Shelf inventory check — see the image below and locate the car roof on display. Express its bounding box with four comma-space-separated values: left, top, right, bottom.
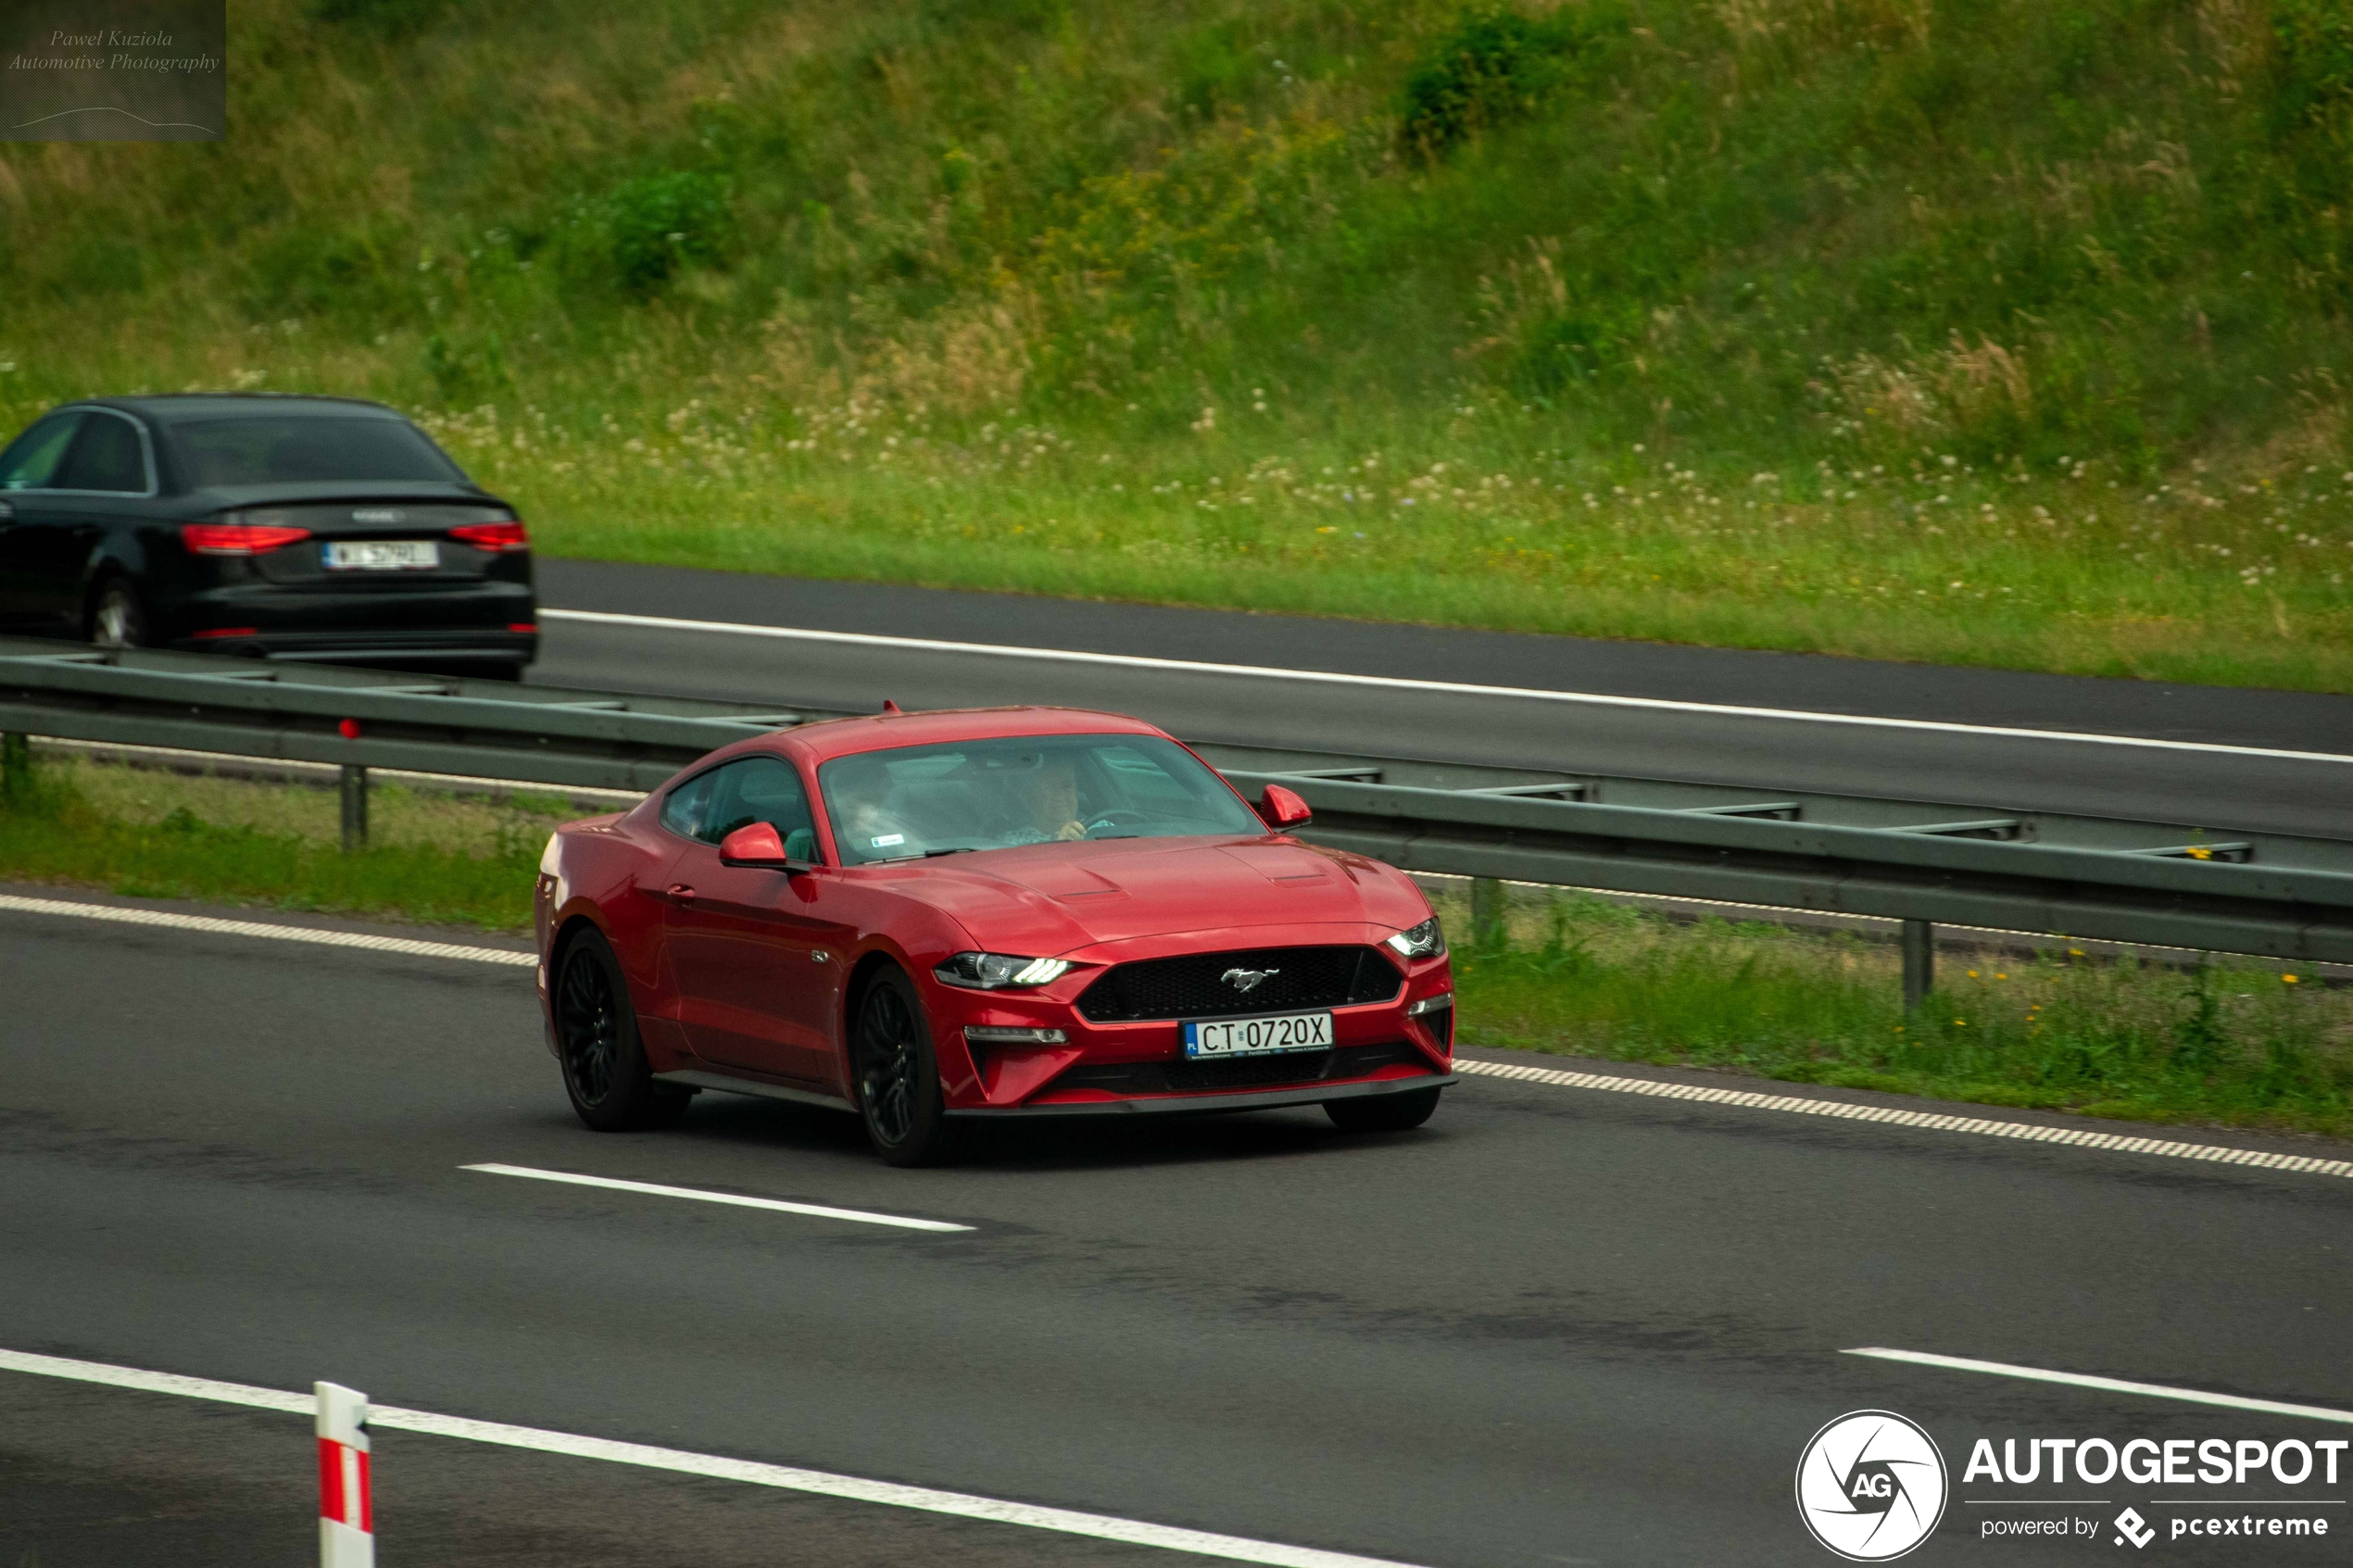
775, 706, 1168, 766
74, 395, 414, 426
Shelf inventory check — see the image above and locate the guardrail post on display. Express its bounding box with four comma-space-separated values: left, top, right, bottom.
339, 765, 369, 852
0, 733, 28, 802
1470, 877, 1506, 947
315, 1380, 373, 1567
1900, 919, 1934, 1010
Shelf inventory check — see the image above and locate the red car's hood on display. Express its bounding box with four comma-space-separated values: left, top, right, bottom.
891, 835, 1427, 955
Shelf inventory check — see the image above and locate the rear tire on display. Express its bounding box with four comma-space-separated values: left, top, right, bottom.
554, 929, 692, 1131
89, 577, 147, 649
1325, 1086, 1441, 1134
852, 966, 963, 1167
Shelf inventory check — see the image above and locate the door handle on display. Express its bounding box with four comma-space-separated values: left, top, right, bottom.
666, 884, 697, 903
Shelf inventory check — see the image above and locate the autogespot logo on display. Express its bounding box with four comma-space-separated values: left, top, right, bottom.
1796, 1410, 1950, 1562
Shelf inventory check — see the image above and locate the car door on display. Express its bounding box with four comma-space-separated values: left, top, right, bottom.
0, 411, 84, 629
662, 755, 850, 1086
25, 408, 154, 633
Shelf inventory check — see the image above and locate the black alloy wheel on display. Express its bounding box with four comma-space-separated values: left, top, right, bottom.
1324, 1085, 1442, 1134
555, 930, 690, 1132
853, 966, 962, 1167
90, 578, 146, 649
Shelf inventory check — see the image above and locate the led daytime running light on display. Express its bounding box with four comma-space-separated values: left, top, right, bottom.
933, 952, 1075, 989
1385, 917, 1447, 959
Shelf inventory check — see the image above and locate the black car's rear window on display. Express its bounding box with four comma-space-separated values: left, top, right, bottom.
170, 417, 466, 487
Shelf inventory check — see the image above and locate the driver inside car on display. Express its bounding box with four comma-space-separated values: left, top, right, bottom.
1010, 750, 1088, 844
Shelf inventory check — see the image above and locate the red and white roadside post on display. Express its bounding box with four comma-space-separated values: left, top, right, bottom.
315, 1381, 373, 1567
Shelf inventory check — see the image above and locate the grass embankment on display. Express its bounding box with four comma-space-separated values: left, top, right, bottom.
0, 755, 551, 931
1428, 885, 2353, 1138
4, 756, 2346, 1135
7, 0, 2353, 687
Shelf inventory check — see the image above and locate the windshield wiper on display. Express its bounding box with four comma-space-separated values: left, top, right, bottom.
922, 847, 975, 857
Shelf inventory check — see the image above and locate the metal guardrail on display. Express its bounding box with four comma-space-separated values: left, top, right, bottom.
0, 638, 855, 791
4, 637, 2351, 999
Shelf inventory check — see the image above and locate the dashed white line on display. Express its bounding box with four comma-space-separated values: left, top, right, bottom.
542, 608, 2353, 768
1451, 1058, 2353, 1181
0, 1348, 1425, 1567
1844, 1348, 2353, 1425
0, 894, 535, 966
462, 1162, 973, 1233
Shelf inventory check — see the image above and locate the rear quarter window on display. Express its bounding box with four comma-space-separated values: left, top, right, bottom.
0, 412, 82, 490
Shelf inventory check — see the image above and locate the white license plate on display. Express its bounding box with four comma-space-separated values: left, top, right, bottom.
1183, 1010, 1334, 1059
323, 540, 438, 571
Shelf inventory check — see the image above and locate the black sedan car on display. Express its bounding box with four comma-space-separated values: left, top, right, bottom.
0, 395, 536, 677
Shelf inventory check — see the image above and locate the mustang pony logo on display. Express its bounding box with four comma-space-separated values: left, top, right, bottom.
1220, 967, 1279, 993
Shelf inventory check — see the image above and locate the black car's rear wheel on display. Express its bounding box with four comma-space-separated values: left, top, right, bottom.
90, 578, 146, 649
853, 966, 963, 1167
1325, 1085, 1442, 1134
555, 930, 691, 1132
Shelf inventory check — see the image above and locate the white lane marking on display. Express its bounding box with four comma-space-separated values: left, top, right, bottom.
1843, 1348, 2353, 1426
0, 894, 535, 966
1451, 1058, 2353, 1181
462, 1162, 974, 1234
542, 608, 2353, 768
0, 1348, 1426, 1568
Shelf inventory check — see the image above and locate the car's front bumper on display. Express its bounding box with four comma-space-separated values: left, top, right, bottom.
943, 1069, 1455, 1118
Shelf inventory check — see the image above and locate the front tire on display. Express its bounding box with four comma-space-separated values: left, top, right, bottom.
554, 930, 691, 1132
1325, 1086, 1441, 1134
852, 966, 963, 1167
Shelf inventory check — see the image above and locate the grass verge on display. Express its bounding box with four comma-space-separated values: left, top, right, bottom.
0, 755, 554, 932
1430, 885, 2353, 1140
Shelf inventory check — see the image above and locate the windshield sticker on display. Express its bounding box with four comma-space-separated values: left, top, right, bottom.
870, 834, 905, 847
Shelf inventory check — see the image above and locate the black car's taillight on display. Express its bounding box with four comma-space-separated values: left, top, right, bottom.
449, 520, 529, 552
182, 521, 312, 555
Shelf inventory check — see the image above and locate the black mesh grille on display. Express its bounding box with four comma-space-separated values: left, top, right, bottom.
1076, 945, 1402, 1023
1051, 1041, 1422, 1097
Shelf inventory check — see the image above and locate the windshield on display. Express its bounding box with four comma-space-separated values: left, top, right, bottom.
818, 734, 1265, 865
170, 416, 467, 487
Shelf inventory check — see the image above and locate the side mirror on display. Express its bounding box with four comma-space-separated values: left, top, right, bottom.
719, 822, 811, 871
1256, 784, 1313, 830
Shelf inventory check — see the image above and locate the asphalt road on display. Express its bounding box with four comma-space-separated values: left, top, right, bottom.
6, 895, 2348, 1566
532, 560, 2353, 839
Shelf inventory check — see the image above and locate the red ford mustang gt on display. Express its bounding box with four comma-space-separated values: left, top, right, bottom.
534, 705, 1456, 1164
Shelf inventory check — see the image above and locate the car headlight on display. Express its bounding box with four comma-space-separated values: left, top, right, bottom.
934, 952, 1074, 989
1384, 916, 1446, 960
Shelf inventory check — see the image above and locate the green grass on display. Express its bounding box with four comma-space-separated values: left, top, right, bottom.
1434, 885, 2353, 1138
6, 0, 2353, 687
0, 755, 555, 930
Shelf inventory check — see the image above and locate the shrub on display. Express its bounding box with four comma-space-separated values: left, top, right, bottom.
1398, 5, 1618, 158
576, 170, 736, 295
2274, 0, 2353, 129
